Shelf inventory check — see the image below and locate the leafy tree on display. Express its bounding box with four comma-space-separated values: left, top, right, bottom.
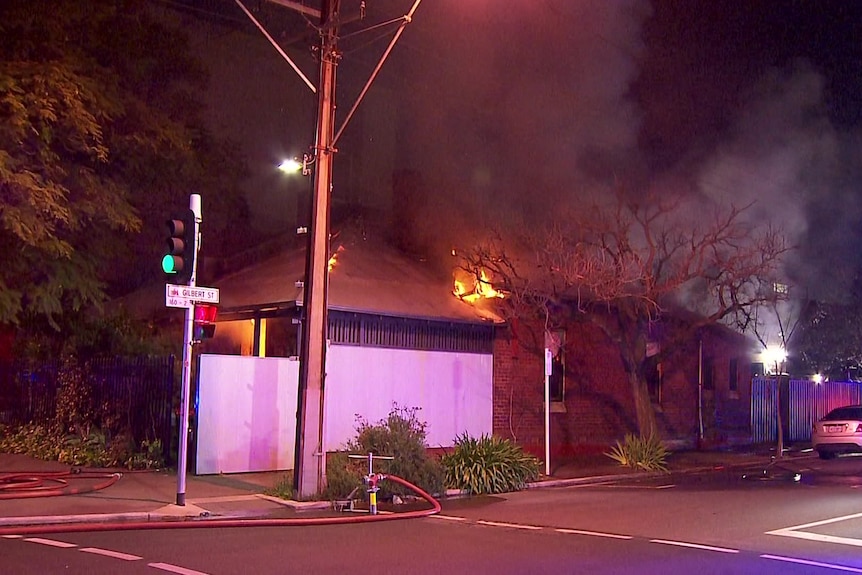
0, 0, 254, 329
794, 278, 862, 378
458, 189, 789, 436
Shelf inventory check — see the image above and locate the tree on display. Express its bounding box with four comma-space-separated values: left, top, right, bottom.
458, 188, 790, 436
794, 277, 862, 379
0, 0, 254, 328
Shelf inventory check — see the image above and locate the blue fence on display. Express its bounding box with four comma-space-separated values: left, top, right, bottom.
751, 378, 862, 443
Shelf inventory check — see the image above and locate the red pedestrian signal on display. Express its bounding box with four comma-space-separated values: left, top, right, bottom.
193, 304, 217, 341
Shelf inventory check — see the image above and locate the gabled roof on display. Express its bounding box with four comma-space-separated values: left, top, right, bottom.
216, 235, 503, 324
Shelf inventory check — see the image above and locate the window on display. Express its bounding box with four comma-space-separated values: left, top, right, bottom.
645, 355, 662, 404
728, 358, 739, 392
702, 357, 715, 390
751, 362, 764, 378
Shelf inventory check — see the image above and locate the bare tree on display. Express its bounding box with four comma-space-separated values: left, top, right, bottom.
458, 189, 790, 436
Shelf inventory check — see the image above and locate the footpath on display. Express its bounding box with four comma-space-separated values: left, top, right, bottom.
0, 447, 807, 531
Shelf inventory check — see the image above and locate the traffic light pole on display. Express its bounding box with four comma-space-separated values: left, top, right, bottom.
294, 0, 339, 499
176, 194, 201, 506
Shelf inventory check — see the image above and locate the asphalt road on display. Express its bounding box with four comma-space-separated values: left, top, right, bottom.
3, 454, 862, 574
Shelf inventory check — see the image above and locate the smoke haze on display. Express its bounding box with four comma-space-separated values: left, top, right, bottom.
191, 0, 862, 306
386, 0, 862, 301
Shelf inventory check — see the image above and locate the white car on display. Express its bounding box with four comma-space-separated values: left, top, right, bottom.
812, 405, 862, 459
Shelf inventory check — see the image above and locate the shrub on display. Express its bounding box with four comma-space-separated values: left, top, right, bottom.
0, 423, 165, 470
123, 438, 165, 470
334, 405, 445, 500
323, 452, 364, 501
0, 353, 168, 470
605, 433, 669, 472
442, 433, 541, 495
266, 473, 296, 501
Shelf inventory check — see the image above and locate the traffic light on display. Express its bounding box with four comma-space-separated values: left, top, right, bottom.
162, 209, 197, 285
193, 304, 218, 341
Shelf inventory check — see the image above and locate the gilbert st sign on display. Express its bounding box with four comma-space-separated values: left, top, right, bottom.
165, 283, 220, 309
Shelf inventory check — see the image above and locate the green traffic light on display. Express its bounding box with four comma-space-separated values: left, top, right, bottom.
162, 254, 178, 274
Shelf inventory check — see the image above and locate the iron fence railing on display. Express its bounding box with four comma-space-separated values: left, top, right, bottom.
0, 356, 175, 462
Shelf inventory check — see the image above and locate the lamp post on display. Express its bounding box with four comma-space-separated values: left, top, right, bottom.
762, 345, 787, 459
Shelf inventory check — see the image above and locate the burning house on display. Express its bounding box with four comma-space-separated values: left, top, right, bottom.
190, 226, 755, 474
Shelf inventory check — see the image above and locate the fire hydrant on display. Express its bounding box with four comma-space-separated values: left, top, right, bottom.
365, 472, 384, 515
352, 451, 394, 515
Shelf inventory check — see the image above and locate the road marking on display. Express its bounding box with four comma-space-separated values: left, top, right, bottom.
1, 535, 23, 539
650, 539, 739, 554
767, 511, 862, 548
768, 529, 862, 548
80, 547, 142, 561
555, 528, 632, 540
761, 554, 862, 573
23, 537, 77, 548
476, 520, 543, 531
769, 511, 862, 532
149, 562, 211, 575
432, 514, 468, 522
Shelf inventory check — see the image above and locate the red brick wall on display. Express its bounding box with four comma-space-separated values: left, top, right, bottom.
492, 320, 754, 458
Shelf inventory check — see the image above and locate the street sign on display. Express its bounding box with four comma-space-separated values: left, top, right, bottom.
166, 283, 220, 304
166, 295, 192, 309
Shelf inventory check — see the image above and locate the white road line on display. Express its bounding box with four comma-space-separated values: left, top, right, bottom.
767, 511, 862, 547
768, 511, 862, 533
23, 537, 77, 548
431, 514, 468, 522
766, 529, 862, 548
476, 520, 543, 531
555, 528, 632, 540
149, 562, 211, 575
761, 554, 862, 573
649, 539, 739, 554
1, 535, 23, 539
80, 547, 142, 561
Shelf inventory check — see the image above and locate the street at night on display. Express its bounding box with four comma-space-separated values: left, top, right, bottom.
4, 2, 862, 574
4, 455, 862, 574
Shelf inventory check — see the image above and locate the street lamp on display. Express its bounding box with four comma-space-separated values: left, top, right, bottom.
761, 345, 787, 375
278, 154, 314, 176
760, 345, 788, 458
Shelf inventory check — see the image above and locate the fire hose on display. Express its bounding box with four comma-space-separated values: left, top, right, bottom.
0, 473, 441, 535
0, 470, 122, 499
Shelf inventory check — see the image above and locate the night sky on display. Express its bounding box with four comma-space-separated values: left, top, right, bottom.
178, 0, 862, 301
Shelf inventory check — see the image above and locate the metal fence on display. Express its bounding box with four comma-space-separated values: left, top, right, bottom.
751, 377, 862, 443
0, 356, 176, 462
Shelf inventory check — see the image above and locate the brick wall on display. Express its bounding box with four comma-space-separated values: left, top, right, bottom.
492, 319, 754, 458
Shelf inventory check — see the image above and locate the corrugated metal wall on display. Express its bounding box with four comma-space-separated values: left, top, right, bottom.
751, 378, 862, 443
750, 378, 779, 443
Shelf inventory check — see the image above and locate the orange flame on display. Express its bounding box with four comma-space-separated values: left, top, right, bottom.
328, 245, 344, 272
454, 269, 505, 303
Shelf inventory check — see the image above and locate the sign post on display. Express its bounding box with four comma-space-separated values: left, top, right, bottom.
174, 194, 201, 507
